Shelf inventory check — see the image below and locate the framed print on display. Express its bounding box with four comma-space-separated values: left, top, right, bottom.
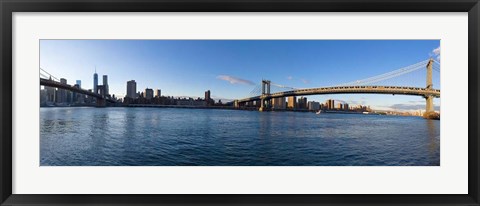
1, 0, 479, 205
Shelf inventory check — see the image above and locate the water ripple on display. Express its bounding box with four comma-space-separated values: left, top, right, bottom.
40, 107, 440, 166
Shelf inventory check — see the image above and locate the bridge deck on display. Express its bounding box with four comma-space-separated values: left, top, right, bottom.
40, 78, 116, 103
237, 85, 440, 102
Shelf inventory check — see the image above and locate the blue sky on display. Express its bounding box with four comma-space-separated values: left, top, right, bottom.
40, 40, 440, 111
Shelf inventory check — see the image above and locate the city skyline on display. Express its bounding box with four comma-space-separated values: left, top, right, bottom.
40, 40, 441, 111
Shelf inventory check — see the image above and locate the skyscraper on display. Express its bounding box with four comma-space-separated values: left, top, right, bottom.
205, 90, 212, 106
57, 78, 67, 103
287, 96, 296, 109
308, 101, 320, 111
144, 88, 154, 100
272, 97, 286, 110
45, 77, 56, 102
103, 75, 109, 96
155, 89, 161, 98
46, 86, 55, 102
327, 99, 335, 110
93, 70, 98, 94
126, 80, 137, 98
76, 80, 81, 88
73, 83, 83, 103
205, 90, 211, 101
297, 97, 307, 109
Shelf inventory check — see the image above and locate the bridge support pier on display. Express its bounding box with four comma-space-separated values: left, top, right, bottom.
425, 95, 433, 113
258, 98, 271, 112
96, 98, 106, 107
234, 100, 239, 108
259, 98, 271, 112
423, 95, 439, 119
423, 59, 439, 119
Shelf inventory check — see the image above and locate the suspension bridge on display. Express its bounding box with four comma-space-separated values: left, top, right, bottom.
234, 58, 440, 118
40, 68, 116, 106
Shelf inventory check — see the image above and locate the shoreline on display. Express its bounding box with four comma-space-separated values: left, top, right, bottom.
40, 105, 425, 117
40, 105, 438, 119
41, 104, 366, 113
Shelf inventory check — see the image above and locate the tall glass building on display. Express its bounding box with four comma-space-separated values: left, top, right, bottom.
126, 80, 136, 98
93, 71, 98, 94
103, 75, 109, 96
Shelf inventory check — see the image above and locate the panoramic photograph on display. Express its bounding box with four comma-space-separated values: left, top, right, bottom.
39, 40, 440, 166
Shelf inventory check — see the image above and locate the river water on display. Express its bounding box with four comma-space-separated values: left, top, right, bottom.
40, 107, 440, 166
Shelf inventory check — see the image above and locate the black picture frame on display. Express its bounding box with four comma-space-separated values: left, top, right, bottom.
1, 0, 479, 205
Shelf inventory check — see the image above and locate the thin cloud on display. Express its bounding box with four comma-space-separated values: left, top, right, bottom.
285, 76, 307, 84
431, 46, 440, 61
348, 100, 367, 106
216, 75, 255, 86
433, 46, 440, 55
390, 103, 440, 111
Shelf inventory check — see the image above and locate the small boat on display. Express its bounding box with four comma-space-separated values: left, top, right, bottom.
363, 112, 369, 114
316, 110, 322, 115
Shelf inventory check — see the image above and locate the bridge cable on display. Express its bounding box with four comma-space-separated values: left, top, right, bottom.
270, 82, 298, 91
248, 85, 262, 97
336, 60, 428, 86
335, 59, 430, 86
40, 73, 50, 79
40, 68, 60, 81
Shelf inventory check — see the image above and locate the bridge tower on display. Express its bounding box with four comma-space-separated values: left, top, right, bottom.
234, 100, 239, 108
424, 58, 436, 118
259, 80, 271, 111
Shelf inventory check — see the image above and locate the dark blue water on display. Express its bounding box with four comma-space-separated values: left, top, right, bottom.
40, 107, 440, 166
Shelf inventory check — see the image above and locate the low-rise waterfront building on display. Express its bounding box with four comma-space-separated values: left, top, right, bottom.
308, 101, 320, 111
